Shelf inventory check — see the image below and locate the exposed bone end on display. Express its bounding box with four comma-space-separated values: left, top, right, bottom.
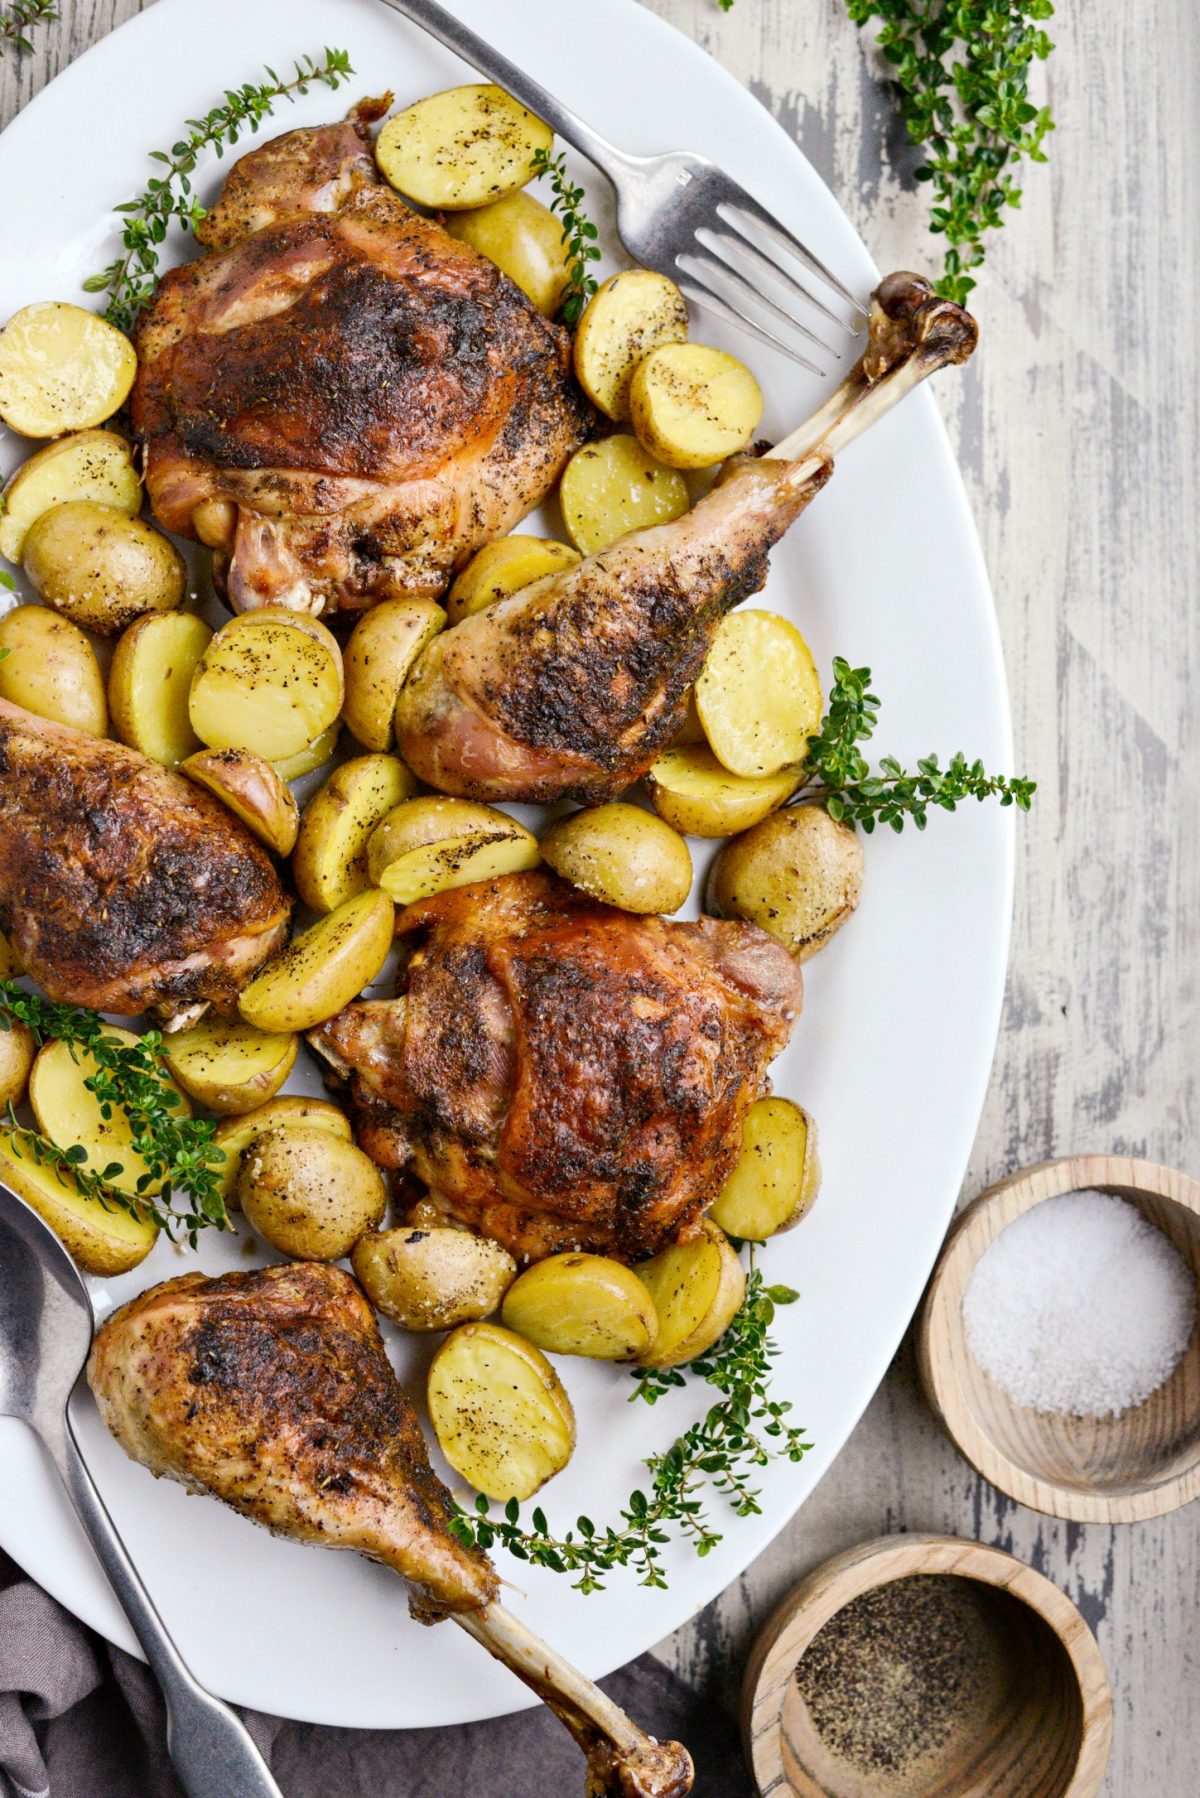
864, 271, 979, 383
584, 1737, 695, 1798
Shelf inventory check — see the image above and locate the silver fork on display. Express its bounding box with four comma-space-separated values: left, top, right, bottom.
377, 0, 867, 374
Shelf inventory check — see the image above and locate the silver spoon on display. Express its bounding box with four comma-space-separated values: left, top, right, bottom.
0, 1180, 282, 1798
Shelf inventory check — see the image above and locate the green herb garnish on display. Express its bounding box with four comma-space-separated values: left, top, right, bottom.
83, 48, 354, 334
0, 0, 57, 59
799, 656, 1034, 832
450, 1259, 807, 1591
529, 146, 602, 328
0, 980, 228, 1243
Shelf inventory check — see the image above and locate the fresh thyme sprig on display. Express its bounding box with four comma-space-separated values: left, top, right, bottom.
529, 146, 602, 328
798, 656, 1034, 832
0, 980, 229, 1243
0, 0, 57, 59
450, 1262, 807, 1592
83, 49, 354, 334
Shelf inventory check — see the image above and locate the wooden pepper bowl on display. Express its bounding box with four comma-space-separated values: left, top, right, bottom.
917, 1154, 1200, 1522
741, 1534, 1112, 1798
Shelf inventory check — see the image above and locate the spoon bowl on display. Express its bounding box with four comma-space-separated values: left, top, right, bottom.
0, 1180, 94, 1438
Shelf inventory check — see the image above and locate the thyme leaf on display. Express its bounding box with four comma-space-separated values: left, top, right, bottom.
0, 0, 56, 59
529, 146, 602, 328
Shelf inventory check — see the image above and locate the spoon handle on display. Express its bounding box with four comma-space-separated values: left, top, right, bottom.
50, 1414, 283, 1798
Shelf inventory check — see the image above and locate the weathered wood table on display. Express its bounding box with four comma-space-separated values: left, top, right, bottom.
3, 3, 1195, 1792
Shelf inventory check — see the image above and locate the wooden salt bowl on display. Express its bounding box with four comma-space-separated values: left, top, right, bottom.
741, 1534, 1112, 1798
918, 1154, 1200, 1523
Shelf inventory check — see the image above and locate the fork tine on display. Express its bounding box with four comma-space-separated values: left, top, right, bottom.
704, 227, 850, 338
719, 198, 868, 322
696, 235, 837, 355
677, 264, 827, 376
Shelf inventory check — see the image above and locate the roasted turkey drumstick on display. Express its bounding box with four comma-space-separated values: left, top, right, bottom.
89, 1263, 694, 1798
396, 273, 978, 805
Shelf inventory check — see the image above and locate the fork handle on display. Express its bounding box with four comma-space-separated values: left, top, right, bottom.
45, 1412, 282, 1798
374, 0, 632, 179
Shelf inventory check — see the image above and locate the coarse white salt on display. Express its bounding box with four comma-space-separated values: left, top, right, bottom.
962, 1190, 1197, 1417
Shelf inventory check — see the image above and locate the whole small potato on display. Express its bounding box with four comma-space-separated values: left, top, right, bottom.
540, 803, 692, 914
352, 1227, 517, 1331
708, 804, 865, 961
0, 604, 107, 735
23, 500, 186, 636
444, 191, 573, 317
0, 1022, 35, 1108
238, 1126, 387, 1261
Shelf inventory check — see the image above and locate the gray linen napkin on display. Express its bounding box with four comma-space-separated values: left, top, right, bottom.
0, 1552, 752, 1797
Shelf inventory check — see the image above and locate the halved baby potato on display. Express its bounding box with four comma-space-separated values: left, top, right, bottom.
29, 1029, 190, 1200
501, 1253, 658, 1361
270, 722, 341, 782
446, 535, 579, 625
212, 1094, 352, 1208
23, 501, 186, 636
696, 609, 823, 778
180, 748, 299, 855
189, 611, 344, 762
161, 1018, 298, 1116
708, 1097, 821, 1240
342, 598, 446, 752
238, 1125, 387, 1261
573, 271, 689, 421
0, 605, 107, 736
292, 754, 416, 914
108, 611, 212, 767
428, 1320, 576, 1502
367, 796, 540, 905
0, 302, 137, 438
376, 84, 552, 210
0, 1022, 35, 1108
635, 1218, 746, 1368
0, 429, 141, 564
238, 887, 395, 1032
630, 342, 764, 469
539, 803, 692, 914
558, 435, 690, 556
646, 743, 804, 838
0, 1128, 158, 1275
443, 190, 573, 317
353, 1227, 518, 1332
707, 803, 865, 962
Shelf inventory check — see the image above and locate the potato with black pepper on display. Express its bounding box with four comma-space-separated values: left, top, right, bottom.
0, 605, 107, 735
707, 1097, 821, 1239
539, 803, 692, 914
238, 1126, 386, 1260
443, 191, 572, 317
428, 1321, 575, 1501
352, 1227, 517, 1331
500, 1253, 657, 1361
635, 1219, 745, 1368
707, 804, 864, 962
23, 501, 186, 635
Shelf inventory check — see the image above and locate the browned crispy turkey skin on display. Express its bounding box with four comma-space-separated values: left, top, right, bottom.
312, 872, 804, 1262
0, 699, 290, 1020
130, 120, 592, 616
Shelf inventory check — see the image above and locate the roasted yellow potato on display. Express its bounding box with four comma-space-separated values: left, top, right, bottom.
376, 84, 552, 210
446, 535, 579, 625
238, 1125, 386, 1260
367, 796, 539, 905
238, 887, 394, 1032
342, 598, 446, 752
23, 501, 186, 636
573, 271, 689, 421
29, 1029, 189, 1199
696, 610, 823, 778
707, 804, 865, 961
0, 605, 107, 736
443, 190, 572, 316
0, 302, 136, 438
189, 611, 344, 761
708, 1097, 820, 1239
428, 1321, 576, 1501
293, 754, 416, 914
161, 1018, 298, 1116
352, 1227, 517, 1332
635, 1219, 746, 1367
646, 744, 803, 838
0, 1127, 157, 1275
0, 430, 140, 564
180, 748, 299, 855
212, 1095, 352, 1208
558, 435, 690, 556
539, 803, 692, 914
108, 611, 212, 767
501, 1253, 658, 1361
630, 342, 764, 470
0, 1022, 34, 1108
270, 722, 342, 782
